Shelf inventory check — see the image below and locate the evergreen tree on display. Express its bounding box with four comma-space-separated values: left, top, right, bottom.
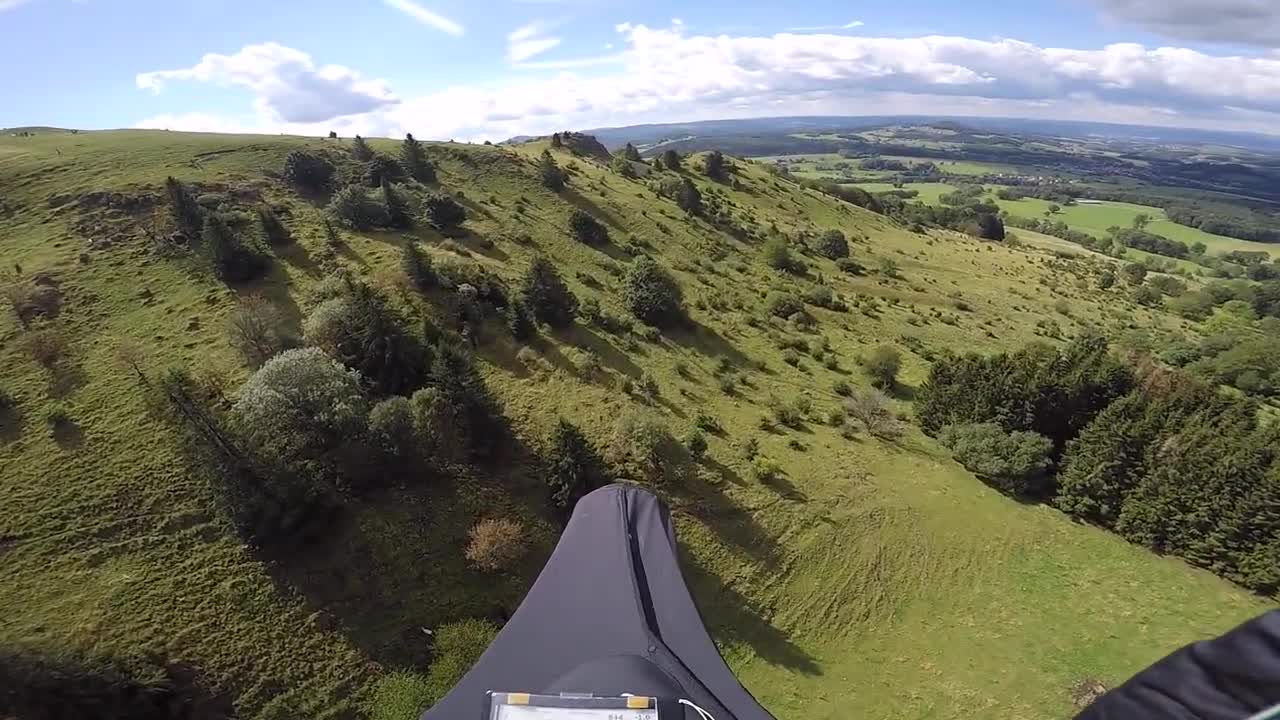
282, 150, 334, 192
675, 178, 703, 216
623, 143, 642, 162
430, 339, 504, 458
257, 206, 292, 246
381, 178, 411, 228
165, 176, 203, 239
661, 149, 681, 171
539, 150, 565, 192
424, 193, 466, 230
817, 229, 849, 259
569, 209, 609, 246
703, 150, 728, 181
400, 133, 437, 183
351, 134, 374, 162
1122, 262, 1148, 285
547, 418, 606, 510
506, 298, 536, 342
324, 279, 429, 397
365, 154, 406, 187
610, 154, 637, 179
624, 256, 683, 328
521, 256, 577, 329
401, 243, 436, 293
203, 214, 269, 283
976, 213, 1005, 241
549, 133, 563, 148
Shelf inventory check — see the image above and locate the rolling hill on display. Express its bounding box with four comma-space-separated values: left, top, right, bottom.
0, 128, 1270, 720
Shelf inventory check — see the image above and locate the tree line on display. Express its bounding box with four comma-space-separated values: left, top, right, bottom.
918, 338, 1280, 593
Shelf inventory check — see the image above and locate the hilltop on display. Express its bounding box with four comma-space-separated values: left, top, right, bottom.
0, 128, 1271, 720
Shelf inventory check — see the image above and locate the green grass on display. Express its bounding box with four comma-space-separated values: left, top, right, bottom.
0, 130, 1269, 720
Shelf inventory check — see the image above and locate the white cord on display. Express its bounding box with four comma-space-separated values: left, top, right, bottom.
678, 698, 717, 720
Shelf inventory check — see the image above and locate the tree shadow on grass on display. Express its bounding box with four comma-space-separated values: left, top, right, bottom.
680, 550, 821, 677
234, 264, 306, 341
47, 361, 87, 399
664, 472, 782, 570
0, 405, 23, 446
274, 241, 321, 277
558, 325, 645, 381
664, 319, 751, 368
51, 418, 84, 450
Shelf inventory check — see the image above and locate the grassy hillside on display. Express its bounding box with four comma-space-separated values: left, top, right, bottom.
0, 129, 1271, 720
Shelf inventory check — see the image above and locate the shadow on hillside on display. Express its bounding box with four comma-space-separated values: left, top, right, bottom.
681, 551, 821, 676
666, 475, 782, 570
52, 418, 84, 450
665, 319, 751, 368
0, 405, 23, 446
47, 361, 87, 399
454, 229, 509, 262
561, 326, 645, 381
275, 241, 321, 277
235, 265, 305, 341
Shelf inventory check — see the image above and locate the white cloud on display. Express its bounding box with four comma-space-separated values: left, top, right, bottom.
788, 20, 865, 32
136, 43, 399, 124
507, 21, 562, 62
1091, 0, 1280, 47
382, 0, 464, 36
0, 0, 33, 10
135, 26, 1280, 142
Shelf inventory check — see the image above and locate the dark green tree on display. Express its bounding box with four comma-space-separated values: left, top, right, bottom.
703, 150, 728, 181
282, 150, 334, 192
400, 133, 437, 183
429, 338, 504, 458
256, 206, 292, 246
365, 154, 406, 187
539, 150, 565, 191
165, 176, 203, 239
569, 209, 609, 246
351, 134, 374, 162
938, 423, 1054, 497
610, 154, 637, 179
550, 133, 563, 148
863, 345, 901, 390
976, 213, 1005, 241
506, 298, 536, 341
817, 229, 849, 259
401, 243, 436, 293
322, 279, 430, 397
521, 256, 578, 329
660, 149, 681, 171
424, 193, 466, 230
624, 256, 684, 328
328, 185, 386, 230
203, 214, 269, 283
1097, 270, 1116, 289
675, 178, 703, 216
1122, 262, 1148, 285
547, 418, 606, 510
381, 178, 411, 228
623, 143, 642, 162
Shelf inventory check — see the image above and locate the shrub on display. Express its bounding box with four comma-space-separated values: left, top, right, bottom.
165, 176, 204, 239
204, 214, 270, 283
421, 619, 499, 707
609, 411, 674, 477
771, 397, 803, 428
0, 387, 15, 411
624, 256, 684, 327
2, 280, 61, 329
862, 345, 901, 390
465, 518, 529, 571
694, 411, 721, 433
1132, 285, 1162, 307
539, 150, 565, 191
766, 291, 804, 319
804, 286, 835, 309
818, 229, 849, 259
750, 456, 782, 483
368, 672, 435, 720
684, 428, 708, 460
506, 298, 537, 341
718, 375, 737, 395
836, 257, 865, 275
45, 403, 71, 430
1097, 270, 1116, 289
23, 324, 68, 368
938, 422, 1054, 497
1054, 299, 1071, 315
282, 150, 334, 192
303, 281, 429, 397
227, 296, 292, 367
547, 418, 608, 510
327, 185, 385, 230
368, 395, 418, 468
521, 257, 578, 329
569, 209, 610, 246
1122, 262, 1148, 285
762, 237, 798, 272
782, 349, 800, 367
844, 388, 903, 439
833, 379, 852, 396
401, 244, 437, 293
380, 179, 411, 228
424, 193, 467, 230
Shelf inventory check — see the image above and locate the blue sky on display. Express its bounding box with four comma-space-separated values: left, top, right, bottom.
6, 0, 1280, 140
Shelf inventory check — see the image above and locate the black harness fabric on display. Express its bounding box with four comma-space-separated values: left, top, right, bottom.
423, 484, 775, 720
1075, 610, 1280, 720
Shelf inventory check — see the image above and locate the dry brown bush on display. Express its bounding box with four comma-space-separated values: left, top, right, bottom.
464, 518, 528, 572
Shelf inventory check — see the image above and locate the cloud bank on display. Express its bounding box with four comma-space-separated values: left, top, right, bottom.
135, 24, 1280, 141
1091, 0, 1280, 47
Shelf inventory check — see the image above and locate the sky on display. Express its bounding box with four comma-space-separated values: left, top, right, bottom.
6, 0, 1280, 141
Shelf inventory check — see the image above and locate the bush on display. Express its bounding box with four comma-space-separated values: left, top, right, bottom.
283, 150, 335, 192
762, 237, 801, 273
22, 324, 68, 368
368, 395, 418, 467
750, 456, 782, 483
782, 349, 800, 366
327, 185, 385, 230
1097, 271, 1116, 289
684, 428, 708, 460
227, 296, 292, 367
521, 257, 578, 329
694, 411, 721, 433
547, 418, 607, 510
1132, 285, 1162, 307
609, 411, 674, 478
844, 388, 903, 439
862, 345, 901, 389
421, 619, 499, 707
833, 379, 852, 396
424, 193, 467, 230
506, 298, 537, 341
465, 518, 529, 571
402, 243, 437, 293
304, 281, 429, 397
569, 209, 610, 246
938, 422, 1054, 497
368, 672, 435, 720
836, 257, 865, 275
804, 285, 836, 309
204, 214, 270, 283
624, 256, 684, 327
765, 291, 804, 319
1122, 262, 1148, 285
539, 150, 565, 191
817, 229, 849, 259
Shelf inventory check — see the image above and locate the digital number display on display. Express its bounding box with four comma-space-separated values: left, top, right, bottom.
495, 705, 659, 720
